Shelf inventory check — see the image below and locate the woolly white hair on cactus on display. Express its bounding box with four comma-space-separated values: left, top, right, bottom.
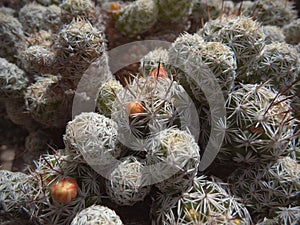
71, 205, 124, 225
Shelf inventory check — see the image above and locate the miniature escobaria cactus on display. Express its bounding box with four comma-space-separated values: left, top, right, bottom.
97, 79, 123, 117
60, 0, 97, 23
152, 175, 252, 225
0, 57, 28, 99
56, 17, 106, 79
24, 75, 74, 128
140, 47, 169, 74
220, 83, 296, 164
262, 25, 285, 44
169, 37, 237, 103
115, 0, 158, 37
111, 75, 197, 151
0, 12, 24, 62
64, 112, 120, 167
71, 205, 124, 225
147, 128, 200, 194
18, 3, 47, 33
253, 42, 299, 90
0, 170, 36, 216
157, 0, 193, 22
105, 156, 150, 206
282, 18, 300, 44
256, 206, 300, 225
240, 0, 297, 27
199, 15, 264, 77
228, 156, 300, 222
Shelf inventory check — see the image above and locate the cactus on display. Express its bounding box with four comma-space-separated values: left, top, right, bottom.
0, 12, 24, 62
220, 83, 296, 164
64, 112, 120, 167
282, 18, 300, 44
71, 205, 124, 225
60, 0, 97, 23
262, 25, 285, 44
0, 58, 28, 99
147, 128, 200, 194
97, 79, 123, 117
228, 156, 300, 222
56, 17, 106, 79
140, 47, 169, 74
0, 170, 36, 215
152, 175, 252, 225
24, 75, 74, 128
157, 0, 193, 22
105, 156, 150, 206
18, 3, 48, 33
253, 42, 299, 90
111, 75, 197, 151
115, 0, 158, 37
199, 15, 264, 77
242, 0, 297, 27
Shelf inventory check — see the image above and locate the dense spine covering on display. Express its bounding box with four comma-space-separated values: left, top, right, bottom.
71, 205, 124, 225
152, 175, 252, 225
228, 157, 300, 222
157, 0, 193, 22
64, 112, 120, 165
115, 0, 158, 37
221, 83, 296, 164
105, 156, 150, 206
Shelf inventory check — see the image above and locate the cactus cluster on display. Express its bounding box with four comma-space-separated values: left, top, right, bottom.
0, 0, 300, 225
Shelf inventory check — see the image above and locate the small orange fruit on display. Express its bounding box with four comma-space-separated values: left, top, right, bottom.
50, 177, 79, 204
149, 65, 168, 78
126, 101, 144, 115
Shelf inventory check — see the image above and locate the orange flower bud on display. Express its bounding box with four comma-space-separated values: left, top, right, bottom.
50, 177, 79, 204
149, 65, 168, 78
126, 101, 144, 115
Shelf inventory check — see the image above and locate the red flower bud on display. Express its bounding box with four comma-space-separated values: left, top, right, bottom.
50, 177, 79, 204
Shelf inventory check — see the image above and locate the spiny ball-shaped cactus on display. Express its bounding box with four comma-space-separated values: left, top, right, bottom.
18, 3, 47, 33
0, 170, 36, 215
56, 17, 106, 79
253, 42, 299, 90
228, 156, 300, 222
60, 0, 96, 23
112, 75, 196, 151
22, 45, 56, 74
105, 156, 151, 206
147, 128, 200, 194
222, 83, 296, 164
140, 47, 169, 74
199, 15, 265, 76
64, 112, 120, 167
97, 79, 123, 118
152, 175, 252, 225
256, 206, 300, 225
244, 0, 297, 27
0, 12, 24, 61
43, 5, 62, 32
71, 205, 124, 225
262, 25, 285, 44
0, 57, 28, 99
157, 0, 193, 22
115, 0, 158, 37
282, 18, 300, 44
24, 75, 74, 128
171, 40, 237, 103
